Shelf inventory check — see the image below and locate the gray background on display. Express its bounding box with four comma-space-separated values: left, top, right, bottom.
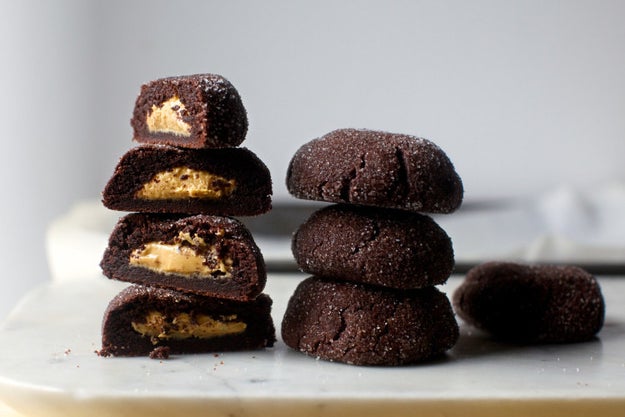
1, 0, 625, 318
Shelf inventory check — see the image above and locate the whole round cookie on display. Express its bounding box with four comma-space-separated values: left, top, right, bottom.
292, 204, 454, 289
453, 262, 605, 343
281, 277, 459, 366
286, 129, 463, 213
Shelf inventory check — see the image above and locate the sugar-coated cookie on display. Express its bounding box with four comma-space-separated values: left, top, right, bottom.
453, 262, 605, 343
281, 277, 459, 366
100, 285, 275, 357
101, 213, 266, 301
102, 145, 272, 216
292, 204, 454, 289
286, 129, 463, 213
131, 73, 248, 148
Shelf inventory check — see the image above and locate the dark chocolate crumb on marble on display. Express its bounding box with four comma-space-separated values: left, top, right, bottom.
149, 346, 171, 360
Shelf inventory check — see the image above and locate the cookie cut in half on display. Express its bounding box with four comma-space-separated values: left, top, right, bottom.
100, 285, 275, 357
102, 145, 272, 216
101, 213, 266, 301
131, 73, 248, 148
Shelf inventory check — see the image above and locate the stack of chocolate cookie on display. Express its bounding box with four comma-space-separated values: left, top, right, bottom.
98, 74, 276, 358
281, 128, 463, 366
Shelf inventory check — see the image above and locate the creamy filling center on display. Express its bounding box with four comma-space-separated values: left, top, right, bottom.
129, 231, 233, 278
135, 167, 237, 200
132, 311, 247, 344
146, 96, 192, 137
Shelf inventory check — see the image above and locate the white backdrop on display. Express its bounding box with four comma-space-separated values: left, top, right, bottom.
2, 0, 625, 318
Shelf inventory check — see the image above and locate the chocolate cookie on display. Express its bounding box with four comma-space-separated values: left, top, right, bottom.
286, 129, 463, 213
131, 73, 248, 148
453, 262, 605, 343
281, 277, 459, 366
100, 285, 275, 357
101, 213, 266, 301
102, 145, 272, 216
292, 204, 454, 289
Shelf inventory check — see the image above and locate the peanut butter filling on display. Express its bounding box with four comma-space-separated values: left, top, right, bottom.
132, 311, 247, 343
129, 232, 233, 277
136, 167, 236, 200
146, 96, 192, 136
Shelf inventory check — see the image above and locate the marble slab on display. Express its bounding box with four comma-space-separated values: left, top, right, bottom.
1, 275, 624, 417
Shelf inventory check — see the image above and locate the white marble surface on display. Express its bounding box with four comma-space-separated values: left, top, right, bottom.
1, 274, 624, 417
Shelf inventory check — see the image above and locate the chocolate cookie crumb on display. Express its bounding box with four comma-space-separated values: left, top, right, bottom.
149, 346, 171, 360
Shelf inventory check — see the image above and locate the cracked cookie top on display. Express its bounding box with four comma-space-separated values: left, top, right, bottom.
286, 128, 463, 214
